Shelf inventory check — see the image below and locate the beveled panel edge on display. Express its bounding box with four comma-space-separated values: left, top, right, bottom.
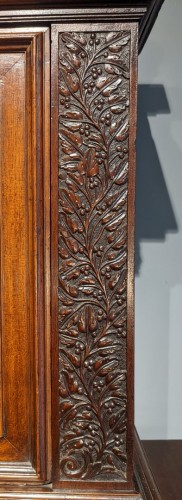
0, 462, 37, 481
0, 27, 51, 483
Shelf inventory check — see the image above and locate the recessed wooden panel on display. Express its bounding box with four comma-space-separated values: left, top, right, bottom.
51, 22, 138, 492
0, 49, 29, 458
0, 28, 50, 482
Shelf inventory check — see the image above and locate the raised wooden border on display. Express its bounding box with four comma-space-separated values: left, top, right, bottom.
51, 20, 138, 492
0, 27, 51, 484
0, 429, 162, 498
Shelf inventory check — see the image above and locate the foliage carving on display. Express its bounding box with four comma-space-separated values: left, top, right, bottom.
58, 30, 131, 481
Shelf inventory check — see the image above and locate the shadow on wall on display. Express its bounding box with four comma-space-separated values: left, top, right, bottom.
135, 83, 180, 439
135, 84, 178, 275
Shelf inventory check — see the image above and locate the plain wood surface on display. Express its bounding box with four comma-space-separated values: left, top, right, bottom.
142, 440, 182, 500
0, 50, 29, 460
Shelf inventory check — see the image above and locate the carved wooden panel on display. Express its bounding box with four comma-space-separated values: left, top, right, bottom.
0, 28, 50, 482
52, 23, 138, 487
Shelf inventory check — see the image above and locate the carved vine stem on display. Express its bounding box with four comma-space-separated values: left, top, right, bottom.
58, 30, 130, 481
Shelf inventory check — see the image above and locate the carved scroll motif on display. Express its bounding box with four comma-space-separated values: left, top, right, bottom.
58, 30, 131, 481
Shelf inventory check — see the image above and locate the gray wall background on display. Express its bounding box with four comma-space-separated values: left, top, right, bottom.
135, 0, 182, 439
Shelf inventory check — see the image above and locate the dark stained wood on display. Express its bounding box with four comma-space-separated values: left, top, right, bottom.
134, 431, 161, 500
51, 20, 138, 494
0, 431, 163, 499
142, 440, 182, 500
139, 0, 164, 51
0, 0, 160, 6
0, 488, 142, 499
0, 28, 51, 483
0, 2, 165, 499
0, 2, 164, 53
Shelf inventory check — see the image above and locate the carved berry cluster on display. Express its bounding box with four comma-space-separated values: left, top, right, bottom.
58, 29, 131, 481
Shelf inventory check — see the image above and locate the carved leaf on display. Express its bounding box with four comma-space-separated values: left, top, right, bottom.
96, 76, 111, 89
106, 32, 120, 43
109, 35, 130, 52
59, 83, 70, 96
108, 272, 120, 290
87, 150, 99, 177
58, 29, 131, 481
63, 122, 81, 132
105, 64, 120, 75
111, 105, 126, 114
66, 217, 79, 233
115, 119, 129, 142
62, 128, 82, 147
62, 110, 83, 120
88, 306, 97, 332
115, 162, 128, 185
102, 78, 122, 97
77, 153, 87, 174
67, 74, 80, 93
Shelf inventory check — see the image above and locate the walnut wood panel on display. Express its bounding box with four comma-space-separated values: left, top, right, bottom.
51, 22, 138, 493
0, 28, 50, 482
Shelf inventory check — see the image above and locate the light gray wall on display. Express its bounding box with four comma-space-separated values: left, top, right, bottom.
135, 0, 182, 439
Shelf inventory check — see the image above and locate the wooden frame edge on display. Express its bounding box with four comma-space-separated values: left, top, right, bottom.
0, 2, 164, 52
0, 431, 162, 498
0, 26, 51, 484
134, 429, 161, 500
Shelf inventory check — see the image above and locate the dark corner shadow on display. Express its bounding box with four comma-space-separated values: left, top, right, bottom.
135, 84, 178, 275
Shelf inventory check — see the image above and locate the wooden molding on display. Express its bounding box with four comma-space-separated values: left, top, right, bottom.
0, 27, 51, 483
0, 431, 161, 498
134, 430, 161, 500
0, 1, 165, 52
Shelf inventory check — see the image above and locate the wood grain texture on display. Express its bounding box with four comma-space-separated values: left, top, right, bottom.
142, 440, 182, 500
0, 28, 50, 482
51, 21, 138, 493
0, 49, 29, 461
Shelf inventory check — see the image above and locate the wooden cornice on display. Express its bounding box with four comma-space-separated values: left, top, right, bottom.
139, 0, 164, 51
0, 0, 165, 51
